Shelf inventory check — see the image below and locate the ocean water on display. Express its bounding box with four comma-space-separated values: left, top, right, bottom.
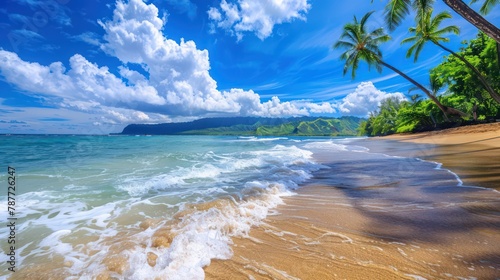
1, 135, 497, 279
0, 135, 327, 279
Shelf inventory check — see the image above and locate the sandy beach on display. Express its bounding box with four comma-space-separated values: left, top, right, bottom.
205, 123, 500, 279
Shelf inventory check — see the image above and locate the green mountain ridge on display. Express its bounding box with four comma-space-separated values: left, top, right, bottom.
121, 116, 363, 136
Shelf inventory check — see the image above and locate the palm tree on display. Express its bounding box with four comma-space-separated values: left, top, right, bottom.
469, 0, 500, 68
382, 0, 435, 31
378, 0, 500, 43
443, 0, 500, 43
401, 9, 500, 104
334, 11, 466, 117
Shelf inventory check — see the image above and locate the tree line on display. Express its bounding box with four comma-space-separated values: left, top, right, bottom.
334, 0, 499, 136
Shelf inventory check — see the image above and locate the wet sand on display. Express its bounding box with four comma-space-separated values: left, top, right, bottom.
370, 122, 500, 190
205, 123, 500, 279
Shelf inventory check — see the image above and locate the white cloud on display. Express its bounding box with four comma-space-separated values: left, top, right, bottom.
11, 29, 44, 40
72, 32, 100, 46
207, 7, 222, 21
304, 102, 335, 114
261, 96, 309, 116
0, 50, 166, 107
337, 82, 406, 116
208, 0, 310, 40
0, 0, 333, 132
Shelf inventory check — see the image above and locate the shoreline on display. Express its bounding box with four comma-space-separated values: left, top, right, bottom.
363, 122, 500, 190
205, 123, 500, 279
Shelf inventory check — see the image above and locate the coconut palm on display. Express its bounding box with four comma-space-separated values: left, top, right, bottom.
334, 11, 466, 118
382, 0, 435, 31
443, 0, 500, 43
377, 0, 500, 43
402, 9, 500, 103
401, 10, 459, 61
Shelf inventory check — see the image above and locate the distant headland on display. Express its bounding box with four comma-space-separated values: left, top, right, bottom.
119, 116, 363, 136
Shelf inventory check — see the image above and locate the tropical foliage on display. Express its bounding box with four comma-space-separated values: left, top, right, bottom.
359, 32, 500, 136
341, 0, 500, 137
401, 8, 500, 104
334, 10, 466, 119
378, 0, 500, 43
401, 10, 459, 62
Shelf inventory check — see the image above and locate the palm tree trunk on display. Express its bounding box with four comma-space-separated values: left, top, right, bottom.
434, 41, 500, 104
497, 42, 500, 70
379, 60, 467, 118
442, 0, 500, 44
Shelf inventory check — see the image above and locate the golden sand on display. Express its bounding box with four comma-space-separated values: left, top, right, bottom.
205, 123, 500, 279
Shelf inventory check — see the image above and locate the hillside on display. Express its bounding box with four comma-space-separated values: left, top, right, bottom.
120, 117, 363, 136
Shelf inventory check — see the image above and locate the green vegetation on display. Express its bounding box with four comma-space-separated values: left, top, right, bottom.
378, 0, 500, 43
358, 32, 499, 136
186, 117, 363, 136
121, 116, 364, 136
338, 1, 500, 137
181, 124, 258, 136
334, 10, 465, 119
255, 117, 362, 136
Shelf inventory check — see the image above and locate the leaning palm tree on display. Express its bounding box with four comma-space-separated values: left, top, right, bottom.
334, 11, 465, 118
443, 0, 500, 43
401, 9, 500, 104
376, 0, 500, 43
469, 0, 500, 68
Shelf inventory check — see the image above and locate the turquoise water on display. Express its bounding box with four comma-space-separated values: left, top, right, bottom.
1, 135, 496, 279
0, 135, 327, 279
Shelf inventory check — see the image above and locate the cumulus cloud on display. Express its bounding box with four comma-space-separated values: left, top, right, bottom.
0, 0, 333, 130
208, 0, 310, 40
0, 50, 166, 107
337, 82, 406, 116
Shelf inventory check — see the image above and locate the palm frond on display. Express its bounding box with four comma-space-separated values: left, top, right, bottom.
470, 0, 499, 15
402, 8, 459, 62
435, 25, 460, 36
349, 52, 361, 78
372, 33, 391, 44
360, 11, 376, 32
342, 25, 361, 42
375, 62, 383, 73
370, 27, 388, 38
401, 36, 417, 45
334, 11, 388, 79
405, 41, 419, 59
333, 40, 355, 50
430, 11, 452, 28
413, 40, 425, 61
412, 0, 435, 17
384, 0, 411, 31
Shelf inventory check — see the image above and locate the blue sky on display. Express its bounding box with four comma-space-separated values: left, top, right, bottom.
0, 0, 498, 134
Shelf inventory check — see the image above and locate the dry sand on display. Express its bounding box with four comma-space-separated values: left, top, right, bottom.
205, 123, 500, 279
